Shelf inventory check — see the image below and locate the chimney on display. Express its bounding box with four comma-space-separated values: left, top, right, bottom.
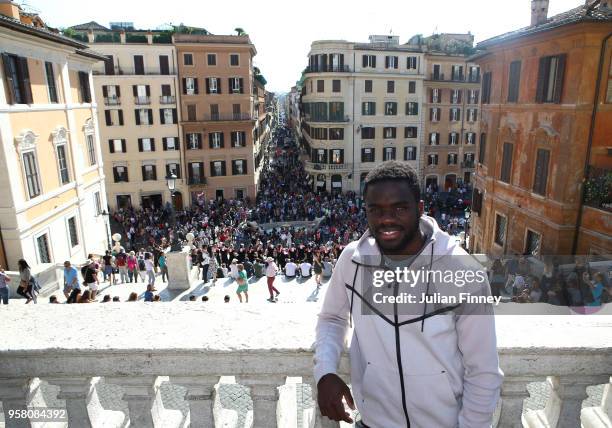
531, 0, 550, 26
0, 0, 20, 20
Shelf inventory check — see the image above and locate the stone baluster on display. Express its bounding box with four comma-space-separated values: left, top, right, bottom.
105, 376, 158, 428
170, 375, 218, 428
47, 377, 93, 428
497, 376, 532, 428
557, 375, 610, 428
0, 378, 31, 428
240, 375, 284, 428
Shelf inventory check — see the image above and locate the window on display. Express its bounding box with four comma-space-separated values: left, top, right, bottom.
113, 165, 128, 182
210, 160, 226, 176
385, 56, 398, 69
430, 107, 440, 122
232, 159, 247, 175
464, 152, 475, 165
188, 162, 204, 184
109, 138, 126, 153
384, 102, 397, 115
22, 151, 41, 198
383, 127, 397, 139
159, 55, 170, 75
500, 142, 513, 183
329, 128, 344, 140
450, 89, 462, 104
362, 102, 376, 116
163, 137, 179, 151
449, 108, 461, 122
230, 54, 239, 66
447, 153, 458, 165
187, 133, 202, 150
135, 109, 153, 125
160, 108, 177, 124
133, 55, 144, 75
508, 60, 522, 103
183, 53, 193, 66
361, 127, 375, 139
361, 148, 375, 162
332, 80, 341, 92
494, 214, 507, 246
468, 89, 479, 104
207, 54, 216, 66
479, 133, 487, 165
451, 65, 464, 81
93, 192, 102, 216
78, 71, 91, 103
210, 104, 220, 120
209, 132, 224, 149
86, 134, 96, 165
449, 132, 459, 145
407, 56, 417, 70
383, 147, 396, 161
365, 80, 372, 92
56, 144, 70, 184
404, 126, 417, 138
329, 102, 344, 121
429, 132, 439, 145
311, 128, 328, 139
142, 164, 157, 181
229, 77, 244, 93
525, 230, 541, 256
408, 81, 416, 94
362, 55, 376, 68
187, 104, 197, 121
406, 102, 418, 116
138, 138, 155, 152
428, 154, 439, 166
104, 55, 114, 75
166, 163, 181, 179
533, 148, 550, 196
206, 77, 221, 94
184, 77, 198, 95
104, 109, 124, 126
387, 80, 395, 93
36, 233, 51, 263
482, 72, 492, 104
317, 80, 324, 92
67, 216, 79, 247
536, 54, 566, 103
467, 108, 478, 122
468, 66, 481, 83
313, 149, 327, 163
231, 131, 247, 147
431, 88, 440, 103
465, 132, 476, 145
404, 146, 417, 161
45, 62, 58, 103
330, 149, 344, 164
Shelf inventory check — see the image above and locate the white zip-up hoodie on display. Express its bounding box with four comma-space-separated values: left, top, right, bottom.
314, 216, 503, 428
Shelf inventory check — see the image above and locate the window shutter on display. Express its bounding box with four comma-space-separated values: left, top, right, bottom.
148, 109, 153, 124
118, 110, 124, 125
193, 78, 199, 94
535, 57, 548, 103
175, 137, 180, 150
414, 103, 418, 115
102, 85, 108, 97
197, 133, 202, 149
145, 85, 150, 96
394, 56, 398, 69
553, 54, 566, 104
217, 78, 222, 94
132, 85, 138, 97
220, 132, 225, 148
206, 78, 210, 94
125, 168, 129, 182
228, 78, 232, 92
430, 88, 433, 103
116, 86, 121, 97
385, 56, 389, 68
113, 168, 119, 182
182, 78, 187, 94
449, 109, 453, 121
208, 133, 214, 149
19, 57, 33, 104
152, 166, 157, 181
150, 138, 155, 151
162, 137, 167, 151
222, 162, 226, 176
458, 90, 462, 103
239, 78, 244, 94
138, 138, 143, 152
241, 131, 246, 146
172, 108, 177, 123
1, 54, 16, 104
372, 56, 376, 68
122, 139, 126, 153
159, 109, 164, 124
135, 110, 140, 125
105, 110, 112, 126
141, 165, 146, 180
109, 139, 115, 153
166, 164, 170, 178
243, 160, 247, 174
362, 55, 367, 68
475, 90, 479, 103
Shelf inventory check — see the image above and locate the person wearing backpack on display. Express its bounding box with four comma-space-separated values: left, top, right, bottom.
137, 250, 147, 283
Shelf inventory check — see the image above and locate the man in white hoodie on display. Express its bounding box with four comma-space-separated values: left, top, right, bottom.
314, 161, 503, 428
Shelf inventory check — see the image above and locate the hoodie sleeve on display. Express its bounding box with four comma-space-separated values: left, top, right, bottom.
313, 246, 353, 384
456, 273, 504, 428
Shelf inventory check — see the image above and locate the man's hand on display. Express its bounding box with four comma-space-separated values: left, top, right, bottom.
317, 373, 355, 423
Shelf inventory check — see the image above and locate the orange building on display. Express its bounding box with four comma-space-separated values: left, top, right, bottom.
470, 0, 612, 256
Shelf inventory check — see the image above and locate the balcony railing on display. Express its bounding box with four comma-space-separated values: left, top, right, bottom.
203, 113, 255, 122
430, 73, 445, 81
135, 96, 151, 105
187, 177, 207, 185
462, 160, 476, 168
160, 95, 176, 104
93, 67, 174, 76
104, 96, 121, 106
303, 116, 350, 123
304, 162, 351, 172
0, 305, 611, 428
305, 65, 351, 73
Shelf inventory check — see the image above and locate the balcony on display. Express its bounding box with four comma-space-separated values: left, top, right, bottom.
104, 96, 121, 106
203, 113, 255, 122
0, 305, 611, 428
160, 95, 176, 104
304, 162, 351, 172
303, 116, 350, 124
462, 160, 476, 168
430, 73, 445, 81
187, 177, 207, 185
135, 96, 151, 105
450, 74, 465, 82
305, 65, 351, 73
468, 75, 481, 84
93, 67, 174, 76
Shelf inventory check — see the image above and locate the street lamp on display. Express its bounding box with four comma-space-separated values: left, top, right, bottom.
165, 173, 182, 252
101, 210, 111, 251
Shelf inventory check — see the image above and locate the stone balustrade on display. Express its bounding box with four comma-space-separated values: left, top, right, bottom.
0, 304, 611, 427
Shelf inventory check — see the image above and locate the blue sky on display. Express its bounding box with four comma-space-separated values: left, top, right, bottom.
21, 0, 584, 93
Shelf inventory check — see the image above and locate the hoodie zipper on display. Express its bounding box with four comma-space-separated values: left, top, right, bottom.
393, 279, 411, 428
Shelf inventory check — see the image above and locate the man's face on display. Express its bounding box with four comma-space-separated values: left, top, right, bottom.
365, 180, 420, 255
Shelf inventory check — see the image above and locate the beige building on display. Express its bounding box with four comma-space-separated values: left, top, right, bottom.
419, 34, 481, 190
68, 22, 184, 210
302, 35, 425, 194
0, 2, 109, 269
175, 34, 258, 203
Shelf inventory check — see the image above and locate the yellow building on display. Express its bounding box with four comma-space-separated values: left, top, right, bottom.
0, 2, 109, 270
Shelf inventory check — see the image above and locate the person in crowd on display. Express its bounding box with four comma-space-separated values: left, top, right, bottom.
189, 295, 196, 301
115, 248, 129, 284
236, 263, 249, 303
529, 277, 543, 303
202, 296, 209, 302
144, 253, 156, 291
0, 264, 11, 305
489, 259, 506, 297
587, 272, 606, 307
144, 284, 155, 302
101, 295, 112, 303
322, 257, 334, 279
137, 250, 147, 283
158, 252, 168, 283
78, 289, 93, 303
229, 259, 239, 281
63, 261, 78, 300
17, 259, 36, 304
127, 292, 138, 302
265, 256, 280, 302
313, 255, 323, 288
127, 251, 138, 283
284, 258, 298, 279
224, 295, 230, 303
300, 259, 312, 279
49, 295, 60, 304
82, 259, 99, 301
102, 250, 115, 284
153, 295, 161, 302
201, 249, 210, 283
112, 296, 121, 302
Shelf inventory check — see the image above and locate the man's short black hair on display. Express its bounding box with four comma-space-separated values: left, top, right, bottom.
363, 161, 420, 202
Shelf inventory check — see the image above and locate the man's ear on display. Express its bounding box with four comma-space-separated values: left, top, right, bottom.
419, 200, 424, 216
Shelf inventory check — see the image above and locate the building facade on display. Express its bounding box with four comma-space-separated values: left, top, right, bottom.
470, 0, 612, 256
301, 36, 424, 194
0, 3, 109, 269
420, 34, 481, 191
68, 22, 184, 210
175, 34, 258, 204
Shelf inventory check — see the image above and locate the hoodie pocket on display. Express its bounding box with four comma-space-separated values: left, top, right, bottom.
403, 371, 459, 428
359, 362, 404, 428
